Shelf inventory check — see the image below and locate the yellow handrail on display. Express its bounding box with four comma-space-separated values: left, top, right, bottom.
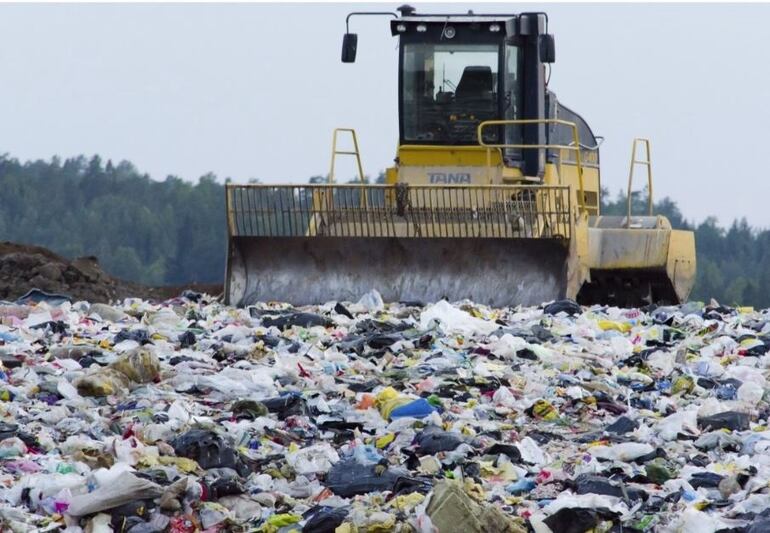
225, 183, 568, 189
626, 138, 653, 228
477, 119, 587, 213
329, 128, 367, 208
329, 128, 365, 185
225, 183, 573, 240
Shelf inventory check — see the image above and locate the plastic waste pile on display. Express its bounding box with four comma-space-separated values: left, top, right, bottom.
0, 290, 770, 532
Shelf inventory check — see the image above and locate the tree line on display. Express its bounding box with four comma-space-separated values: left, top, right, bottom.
0, 152, 765, 306
0, 154, 224, 286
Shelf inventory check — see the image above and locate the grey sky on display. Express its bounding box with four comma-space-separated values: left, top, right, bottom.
0, 3, 766, 226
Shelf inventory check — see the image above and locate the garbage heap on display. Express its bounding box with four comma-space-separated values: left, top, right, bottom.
0, 290, 769, 532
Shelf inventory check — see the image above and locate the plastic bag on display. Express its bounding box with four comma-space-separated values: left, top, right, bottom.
543, 299, 581, 316
325, 459, 430, 498
414, 426, 464, 455
419, 301, 498, 336
302, 506, 349, 533
588, 442, 655, 462
110, 348, 160, 384
697, 411, 750, 431
74, 368, 131, 397
67, 471, 162, 516
170, 429, 247, 475
356, 289, 385, 313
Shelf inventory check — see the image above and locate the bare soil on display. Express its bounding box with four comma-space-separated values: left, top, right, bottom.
0, 241, 223, 303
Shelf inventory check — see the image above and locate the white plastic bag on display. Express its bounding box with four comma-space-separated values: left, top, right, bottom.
67, 471, 162, 516
588, 442, 654, 461
419, 301, 497, 336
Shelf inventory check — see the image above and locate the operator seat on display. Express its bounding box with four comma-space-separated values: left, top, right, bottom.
455, 66, 493, 100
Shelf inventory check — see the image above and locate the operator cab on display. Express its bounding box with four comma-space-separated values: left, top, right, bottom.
393, 16, 515, 146
342, 5, 598, 177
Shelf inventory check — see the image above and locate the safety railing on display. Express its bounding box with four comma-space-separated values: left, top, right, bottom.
476, 119, 588, 213
626, 138, 653, 228
226, 183, 572, 239
329, 128, 365, 186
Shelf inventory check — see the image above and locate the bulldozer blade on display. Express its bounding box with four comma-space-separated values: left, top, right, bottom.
226, 236, 569, 308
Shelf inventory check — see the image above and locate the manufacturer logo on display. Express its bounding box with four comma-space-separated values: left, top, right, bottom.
427, 172, 471, 184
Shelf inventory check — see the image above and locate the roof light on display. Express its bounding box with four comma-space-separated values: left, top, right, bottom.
489, 23, 501, 32
396, 23, 407, 32
416, 23, 427, 32
443, 26, 456, 39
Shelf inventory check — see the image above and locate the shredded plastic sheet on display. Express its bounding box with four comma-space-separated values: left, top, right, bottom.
0, 294, 769, 531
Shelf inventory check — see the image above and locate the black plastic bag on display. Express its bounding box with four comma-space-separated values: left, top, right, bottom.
543, 299, 581, 316
697, 411, 750, 432
261, 313, 334, 330
325, 459, 431, 498
302, 506, 349, 533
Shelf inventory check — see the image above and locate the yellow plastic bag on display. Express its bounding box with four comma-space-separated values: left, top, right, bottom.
597, 320, 632, 333
74, 368, 130, 397
110, 348, 160, 383
375, 387, 411, 419
531, 399, 559, 421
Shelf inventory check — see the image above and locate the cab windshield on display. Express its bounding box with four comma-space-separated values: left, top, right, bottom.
402, 42, 502, 144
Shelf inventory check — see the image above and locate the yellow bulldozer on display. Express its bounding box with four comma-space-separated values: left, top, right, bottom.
224, 5, 696, 308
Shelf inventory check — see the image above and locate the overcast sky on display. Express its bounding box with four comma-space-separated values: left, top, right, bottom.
0, 3, 767, 226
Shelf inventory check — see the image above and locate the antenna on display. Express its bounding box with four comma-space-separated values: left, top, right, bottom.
442, 63, 445, 92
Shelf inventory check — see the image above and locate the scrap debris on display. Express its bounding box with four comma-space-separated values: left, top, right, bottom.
0, 291, 768, 532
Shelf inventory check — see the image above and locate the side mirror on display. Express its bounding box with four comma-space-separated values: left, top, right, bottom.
341, 33, 358, 63
540, 34, 555, 63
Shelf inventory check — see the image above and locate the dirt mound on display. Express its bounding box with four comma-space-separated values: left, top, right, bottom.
0, 241, 222, 303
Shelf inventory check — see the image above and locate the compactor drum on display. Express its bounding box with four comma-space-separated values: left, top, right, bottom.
225, 6, 696, 307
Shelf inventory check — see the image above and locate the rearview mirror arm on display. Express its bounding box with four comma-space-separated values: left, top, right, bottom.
345, 11, 399, 33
